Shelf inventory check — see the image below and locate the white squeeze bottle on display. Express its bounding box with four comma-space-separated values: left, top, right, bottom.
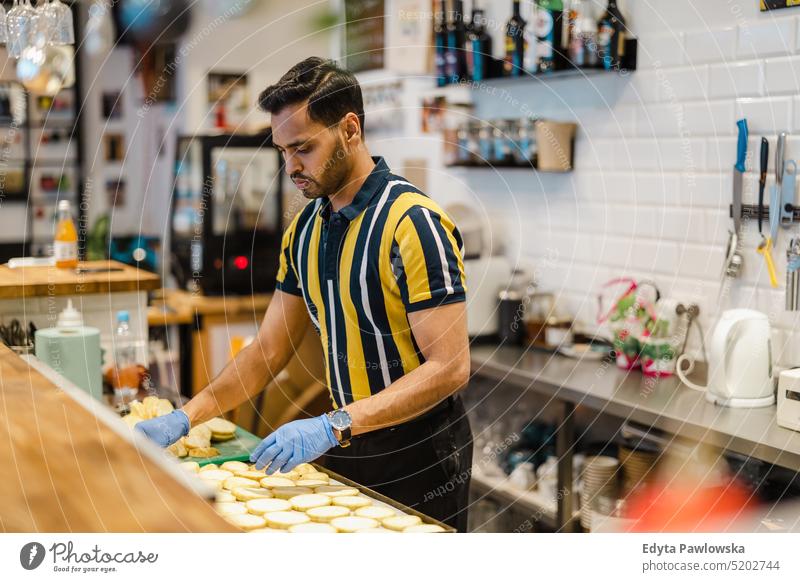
112, 311, 138, 404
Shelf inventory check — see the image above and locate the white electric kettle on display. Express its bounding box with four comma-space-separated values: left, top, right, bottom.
676, 309, 774, 408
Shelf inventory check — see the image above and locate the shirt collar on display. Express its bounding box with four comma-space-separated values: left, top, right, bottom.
319, 156, 390, 222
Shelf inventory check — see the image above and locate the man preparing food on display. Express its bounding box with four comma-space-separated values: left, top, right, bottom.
136, 57, 473, 530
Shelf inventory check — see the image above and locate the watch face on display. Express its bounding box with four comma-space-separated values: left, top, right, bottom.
330, 409, 351, 430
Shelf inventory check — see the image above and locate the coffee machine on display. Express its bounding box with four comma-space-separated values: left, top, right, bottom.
169, 131, 283, 296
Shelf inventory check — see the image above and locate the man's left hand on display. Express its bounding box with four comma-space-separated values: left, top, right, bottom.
250, 414, 338, 474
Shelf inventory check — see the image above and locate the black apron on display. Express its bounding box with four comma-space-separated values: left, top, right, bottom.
321, 395, 473, 532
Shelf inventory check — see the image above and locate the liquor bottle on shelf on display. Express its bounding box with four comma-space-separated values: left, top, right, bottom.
566, 0, 582, 65
434, 0, 448, 86
445, 0, 468, 83
466, 4, 493, 82
571, 10, 598, 68
523, 0, 536, 74
465, 3, 475, 76
534, 0, 563, 73
504, 0, 527, 77
597, 0, 626, 70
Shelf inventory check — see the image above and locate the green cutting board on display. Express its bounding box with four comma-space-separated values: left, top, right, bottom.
193, 426, 263, 467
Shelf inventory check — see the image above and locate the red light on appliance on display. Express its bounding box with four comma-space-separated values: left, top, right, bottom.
233, 256, 249, 270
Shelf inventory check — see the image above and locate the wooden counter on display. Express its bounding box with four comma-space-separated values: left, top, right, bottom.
0, 260, 160, 299
159, 288, 272, 317
0, 344, 235, 532
149, 289, 273, 399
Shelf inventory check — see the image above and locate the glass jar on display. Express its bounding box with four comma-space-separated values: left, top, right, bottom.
491, 119, 511, 164
513, 117, 537, 165
477, 121, 492, 164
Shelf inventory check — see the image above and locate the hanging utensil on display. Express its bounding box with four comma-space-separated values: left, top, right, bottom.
776, 132, 786, 189
732, 119, 747, 240
758, 137, 769, 237
722, 119, 747, 288
765, 133, 786, 290
787, 238, 800, 311
0, 318, 34, 348
758, 237, 780, 288
757, 136, 779, 288
781, 159, 797, 228
782, 154, 800, 309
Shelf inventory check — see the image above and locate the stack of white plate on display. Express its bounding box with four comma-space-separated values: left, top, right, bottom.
619, 446, 659, 495
580, 456, 620, 530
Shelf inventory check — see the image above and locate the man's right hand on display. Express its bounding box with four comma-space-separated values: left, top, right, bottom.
135, 410, 190, 448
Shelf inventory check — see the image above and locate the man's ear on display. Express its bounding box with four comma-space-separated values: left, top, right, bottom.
343, 112, 360, 144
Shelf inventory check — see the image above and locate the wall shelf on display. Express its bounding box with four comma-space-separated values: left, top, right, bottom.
446, 163, 572, 173
430, 38, 638, 94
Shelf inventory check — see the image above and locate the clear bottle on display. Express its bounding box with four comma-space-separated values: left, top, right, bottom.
478, 121, 493, 163
523, 0, 537, 74
112, 310, 139, 404
492, 120, 511, 164
566, 0, 582, 50
576, 12, 599, 68
567, 0, 585, 66
457, 126, 471, 164
54, 199, 78, 269
513, 117, 537, 165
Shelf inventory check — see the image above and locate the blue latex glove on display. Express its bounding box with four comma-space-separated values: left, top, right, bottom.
250, 414, 338, 474
134, 409, 190, 448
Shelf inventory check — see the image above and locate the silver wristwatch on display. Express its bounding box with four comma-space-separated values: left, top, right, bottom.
326, 409, 352, 447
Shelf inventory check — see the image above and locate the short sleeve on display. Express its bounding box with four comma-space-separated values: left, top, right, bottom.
393, 204, 467, 312
275, 215, 302, 296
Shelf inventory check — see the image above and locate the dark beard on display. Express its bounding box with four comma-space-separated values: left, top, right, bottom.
316, 138, 350, 199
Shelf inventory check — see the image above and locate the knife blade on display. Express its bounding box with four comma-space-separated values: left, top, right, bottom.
770, 132, 787, 241
733, 119, 748, 236
759, 137, 769, 236
776, 132, 786, 186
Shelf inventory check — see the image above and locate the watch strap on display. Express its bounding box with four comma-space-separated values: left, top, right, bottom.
327, 410, 352, 447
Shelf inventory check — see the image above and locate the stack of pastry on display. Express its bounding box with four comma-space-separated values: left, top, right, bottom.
123, 400, 238, 460
170, 417, 238, 459
182, 462, 447, 533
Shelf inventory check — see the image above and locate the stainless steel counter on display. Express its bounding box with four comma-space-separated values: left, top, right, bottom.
470, 345, 800, 472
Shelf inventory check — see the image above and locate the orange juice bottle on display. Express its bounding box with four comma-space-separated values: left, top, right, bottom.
54, 200, 78, 269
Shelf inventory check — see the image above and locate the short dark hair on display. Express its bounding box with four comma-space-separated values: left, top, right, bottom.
258, 57, 365, 135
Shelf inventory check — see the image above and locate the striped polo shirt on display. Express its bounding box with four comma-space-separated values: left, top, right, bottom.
275, 156, 467, 409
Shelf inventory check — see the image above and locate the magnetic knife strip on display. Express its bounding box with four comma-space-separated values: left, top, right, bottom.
729, 204, 800, 223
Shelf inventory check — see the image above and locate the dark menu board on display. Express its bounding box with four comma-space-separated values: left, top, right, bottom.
344, 0, 385, 72
761, 0, 800, 10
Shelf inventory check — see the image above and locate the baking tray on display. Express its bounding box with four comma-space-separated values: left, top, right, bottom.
312, 463, 457, 533
182, 425, 456, 532
192, 426, 262, 467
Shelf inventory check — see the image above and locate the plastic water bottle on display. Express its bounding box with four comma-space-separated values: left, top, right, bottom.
113, 311, 138, 403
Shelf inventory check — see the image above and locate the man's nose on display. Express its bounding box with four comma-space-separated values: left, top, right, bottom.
284, 153, 302, 177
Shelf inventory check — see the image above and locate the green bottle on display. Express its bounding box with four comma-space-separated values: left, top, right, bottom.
534, 0, 564, 73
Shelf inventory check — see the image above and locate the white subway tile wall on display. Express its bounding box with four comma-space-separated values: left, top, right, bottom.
459, 0, 800, 365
